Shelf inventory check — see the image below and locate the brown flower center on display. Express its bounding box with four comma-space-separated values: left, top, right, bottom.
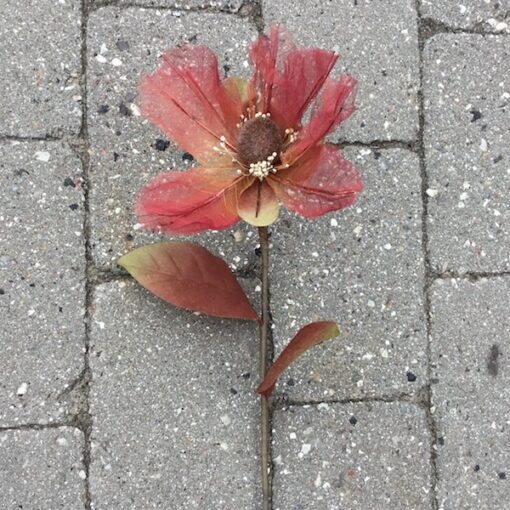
237, 115, 282, 167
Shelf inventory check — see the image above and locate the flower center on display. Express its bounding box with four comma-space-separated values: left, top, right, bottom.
237, 114, 282, 170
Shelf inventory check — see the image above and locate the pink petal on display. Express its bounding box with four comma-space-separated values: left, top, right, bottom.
139, 45, 243, 165
274, 144, 363, 218
136, 168, 242, 234
237, 180, 280, 226
283, 76, 357, 165
249, 25, 338, 129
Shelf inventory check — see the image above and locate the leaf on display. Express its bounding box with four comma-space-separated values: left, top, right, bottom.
118, 242, 259, 321
256, 321, 340, 398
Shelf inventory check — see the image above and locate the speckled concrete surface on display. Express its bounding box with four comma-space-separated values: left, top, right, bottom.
0, 427, 85, 509
0, 0, 82, 137
1, 1, 509, 509
430, 278, 510, 510
272, 402, 432, 509
0, 142, 86, 427
86, 8, 257, 270
270, 148, 426, 401
421, 0, 510, 32
424, 35, 510, 273
89, 280, 259, 509
263, 0, 420, 143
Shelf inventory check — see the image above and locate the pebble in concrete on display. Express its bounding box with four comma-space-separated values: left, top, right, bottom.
0, 427, 85, 509
0, 142, 86, 427
270, 148, 426, 401
424, 35, 510, 273
0, 0, 82, 137
89, 281, 259, 509
430, 277, 510, 510
263, 0, 420, 142
87, 8, 257, 270
273, 402, 432, 510
421, 0, 510, 32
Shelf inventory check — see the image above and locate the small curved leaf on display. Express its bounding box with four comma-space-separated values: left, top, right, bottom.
256, 321, 340, 398
119, 242, 259, 321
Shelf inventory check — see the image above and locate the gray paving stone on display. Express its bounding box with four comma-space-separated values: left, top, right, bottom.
0, 0, 82, 137
270, 148, 426, 401
424, 35, 510, 273
421, 0, 510, 32
89, 280, 259, 509
0, 427, 85, 509
0, 142, 85, 427
263, 0, 420, 143
87, 7, 257, 270
273, 402, 432, 510
430, 277, 510, 510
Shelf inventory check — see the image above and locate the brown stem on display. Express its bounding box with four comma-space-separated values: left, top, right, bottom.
258, 226, 271, 510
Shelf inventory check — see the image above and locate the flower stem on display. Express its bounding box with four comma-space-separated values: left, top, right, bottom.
258, 226, 271, 510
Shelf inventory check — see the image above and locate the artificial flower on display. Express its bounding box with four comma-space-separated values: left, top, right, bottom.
137, 25, 363, 233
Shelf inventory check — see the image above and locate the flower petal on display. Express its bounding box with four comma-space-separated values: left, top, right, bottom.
238, 180, 280, 226
249, 25, 338, 129
139, 45, 243, 165
283, 76, 357, 164
222, 76, 253, 107
136, 168, 242, 234
274, 144, 363, 218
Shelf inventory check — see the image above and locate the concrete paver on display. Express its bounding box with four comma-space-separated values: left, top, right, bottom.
0, 0, 82, 137
431, 277, 510, 510
0, 427, 85, 509
421, 0, 510, 32
0, 142, 85, 427
263, 0, 420, 143
270, 148, 426, 401
87, 7, 257, 270
89, 280, 259, 509
273, 402, 432, 510
424, 35, 510, 273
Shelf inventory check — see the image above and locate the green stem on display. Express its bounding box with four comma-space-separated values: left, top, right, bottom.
258, 226, 271, 510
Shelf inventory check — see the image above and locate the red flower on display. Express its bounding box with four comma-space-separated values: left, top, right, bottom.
137, 25, 363, 234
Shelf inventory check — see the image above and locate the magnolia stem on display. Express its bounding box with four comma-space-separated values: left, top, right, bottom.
258, 226, 271, 510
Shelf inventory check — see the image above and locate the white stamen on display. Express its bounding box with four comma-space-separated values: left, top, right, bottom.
284, 127, 298, 144
247, 153, 279, 180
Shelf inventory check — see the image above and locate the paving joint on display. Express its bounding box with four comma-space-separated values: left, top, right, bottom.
89, 0, 243, 14
0, 422, 82, 433
87, 262, 261, 286
0, 134, 71, 143
79, 1, 93, 509
421, 17, 510, 39
240, 0, 264, 32
89, 267, 129, 284
433, 270, 510, 281
0, 135, 419, 151
337, 139, 418, 152
416, 2, 440, 509
273, 391, 426, 411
